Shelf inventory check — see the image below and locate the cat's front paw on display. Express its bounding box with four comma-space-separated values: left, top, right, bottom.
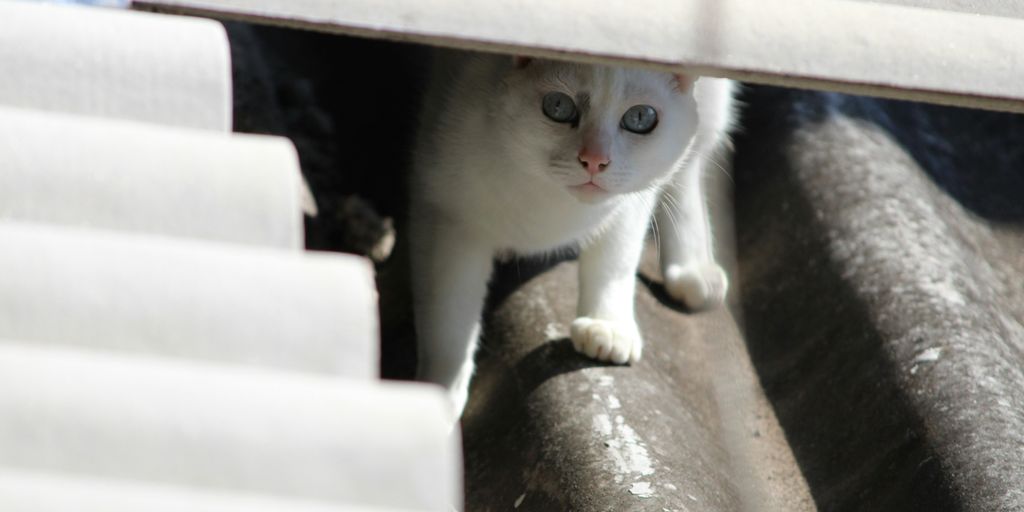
663, 261, 728, 311
570, 317, 642, 364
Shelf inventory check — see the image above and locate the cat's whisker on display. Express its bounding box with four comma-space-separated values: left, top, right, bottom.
689, 148, 734, 184
632, 190, 663, 256
657, 188, 687, 238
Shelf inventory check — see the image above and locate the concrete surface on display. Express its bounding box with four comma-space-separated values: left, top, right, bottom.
461, 250, 814, 511
733, 85, 1024, 511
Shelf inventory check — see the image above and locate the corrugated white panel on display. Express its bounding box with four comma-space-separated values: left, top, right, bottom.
0, 343, 459, 510
0, 468, 428, 512
0, 106, 304, 248
0, 1, 231, 130
134, 0, 1024, 113
0, 222, 378, 378
855, 0, 1024, 18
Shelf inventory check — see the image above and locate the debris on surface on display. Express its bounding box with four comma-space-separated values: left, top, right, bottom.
514, 493, 526, 508
629, 482, 655, 498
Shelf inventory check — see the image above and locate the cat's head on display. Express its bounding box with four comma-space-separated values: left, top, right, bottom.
497, 57, 699, 203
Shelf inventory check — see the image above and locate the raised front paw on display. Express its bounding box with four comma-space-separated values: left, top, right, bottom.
663, 261, 728, 311
570, 317, 642, 364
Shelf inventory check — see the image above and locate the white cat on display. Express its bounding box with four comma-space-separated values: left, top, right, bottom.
410, 51, 735, 418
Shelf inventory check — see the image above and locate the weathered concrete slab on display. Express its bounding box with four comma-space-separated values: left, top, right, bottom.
458, 162, 813, 510
462, 250, 814, 511
733, 86, 1024, 511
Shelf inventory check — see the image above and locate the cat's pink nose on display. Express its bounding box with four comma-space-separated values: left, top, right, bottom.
578, 149, 610, 175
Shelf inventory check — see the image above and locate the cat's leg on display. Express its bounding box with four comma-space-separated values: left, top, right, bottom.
571, 201, 651, 364
656, 157, 728, 310
410, 219, 493, 419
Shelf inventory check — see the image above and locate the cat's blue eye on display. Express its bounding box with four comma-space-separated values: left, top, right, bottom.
620, 105, 658, 134
542, 92, 578, 124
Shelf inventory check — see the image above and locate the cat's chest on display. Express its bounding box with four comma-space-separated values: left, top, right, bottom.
458, 182, 617, 253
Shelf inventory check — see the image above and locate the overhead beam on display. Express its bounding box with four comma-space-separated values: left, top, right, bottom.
134, 0, 1024, 113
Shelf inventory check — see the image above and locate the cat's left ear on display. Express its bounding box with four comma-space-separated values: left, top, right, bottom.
673, 73, 695, 93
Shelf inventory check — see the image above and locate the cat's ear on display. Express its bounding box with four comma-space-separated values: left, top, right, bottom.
512, 56, 533, 69
672, 73, 695, 93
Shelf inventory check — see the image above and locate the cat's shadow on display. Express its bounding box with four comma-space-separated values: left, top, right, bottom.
511, 337, 615, 396
465, 271, 695, 425
466, 337, 612, 425
468, 263, 689, 413
636, 271, 698, 314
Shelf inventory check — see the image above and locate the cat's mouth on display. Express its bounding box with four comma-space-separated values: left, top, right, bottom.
572, 182, 604, 192
568, 181, 611, 203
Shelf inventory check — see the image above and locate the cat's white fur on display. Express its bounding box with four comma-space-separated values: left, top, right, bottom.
410, 51, 735, 417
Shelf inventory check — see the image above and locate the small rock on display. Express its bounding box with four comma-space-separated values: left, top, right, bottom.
514, 493, 526, 508
629, 482, 655, 498
913, 347, 942, 363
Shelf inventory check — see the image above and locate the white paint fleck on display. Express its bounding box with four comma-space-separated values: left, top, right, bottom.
687, 494, 699, 501
593, 414, 613, 436
544, 322, 563, 340
610, 421, 655, 476
663, 483, 678, 490
592, 412, 655, 478
914, 347, 942, 363
514, 493, 525, 508
629, 482, 655, 498
589, 373, 655, 480
920, 279, 965, 306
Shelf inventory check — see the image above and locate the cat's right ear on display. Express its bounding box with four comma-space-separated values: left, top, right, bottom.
672, 73, 695, 93
513, 56, 533, 69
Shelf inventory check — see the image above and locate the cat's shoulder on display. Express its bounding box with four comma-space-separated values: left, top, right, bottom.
694, 77, 738, 139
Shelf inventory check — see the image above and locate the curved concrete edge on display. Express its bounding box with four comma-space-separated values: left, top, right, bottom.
459, 169, 813, 510
732, 86, 1024, 511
